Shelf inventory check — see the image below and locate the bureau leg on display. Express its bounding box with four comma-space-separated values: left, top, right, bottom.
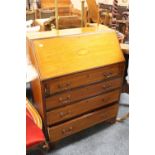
42, 141, 50, 151
116, 113, 129, 122
48, 142, 57, 150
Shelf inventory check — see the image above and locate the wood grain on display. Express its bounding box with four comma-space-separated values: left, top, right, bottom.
32, 31, 124, 80
27, 27, 125, 144
45, 78, 122, 110
47, 89, 120, 125
48, 103, 118, 142
43, 63, 123, 95
27, 38, 46, 120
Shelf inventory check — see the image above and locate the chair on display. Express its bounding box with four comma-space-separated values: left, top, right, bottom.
40, 0, 74, 16
39, 9, 55, 18
86, 0, 111, 25
26, 99, 48, 155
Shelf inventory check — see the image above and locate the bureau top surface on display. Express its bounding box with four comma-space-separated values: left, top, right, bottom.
26, 24, 110, 40
32, 28, 125, 80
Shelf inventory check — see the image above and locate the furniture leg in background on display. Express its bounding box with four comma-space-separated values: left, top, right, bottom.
117, 43, 129, 122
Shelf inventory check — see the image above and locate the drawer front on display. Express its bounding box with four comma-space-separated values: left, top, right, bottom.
43, 63, 123, 96
47, 89, 120, 126
46, 78, 122, 110
48, 103, 118, 142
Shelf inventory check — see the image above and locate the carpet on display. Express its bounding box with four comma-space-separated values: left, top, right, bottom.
47, 105, 129, 155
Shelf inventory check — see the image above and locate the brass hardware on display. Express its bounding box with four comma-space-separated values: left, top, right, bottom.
62, 126, 73, 135
61, 100, 70, 105
59, 95, 71, 105
102, 83, 112, 89
59, 111, 71, 117
103, 72, 113, 78
58, 82, 71, 90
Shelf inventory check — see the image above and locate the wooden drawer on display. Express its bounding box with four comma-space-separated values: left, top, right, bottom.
46, 78, 122, 110
43, 63, 123, 96
48, 103, 118, 142
47, 89, 120, 126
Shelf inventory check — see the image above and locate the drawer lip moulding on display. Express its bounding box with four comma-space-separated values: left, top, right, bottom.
43, 63, 123, 96
48, 103, 119, 142
46, 89, 120, 126
27, 26, 125, 144
45, 77, 122, 111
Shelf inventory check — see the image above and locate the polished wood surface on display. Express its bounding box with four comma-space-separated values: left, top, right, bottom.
32, 30, 124, 80
40, 0, 73, 16
28, 26, 125, 145
43, 63, 123, 95
48, 103, 119, 142
45, 78, 122, 110
41, 0, 72, 9
47, 90, 120, 125
57, 15, 81, 29
86, 0, 99, 23
27, 38, 45, 120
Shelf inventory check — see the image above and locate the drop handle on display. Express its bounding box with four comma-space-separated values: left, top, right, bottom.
62, 127, 73, 135
59, 111, 71, 118
58, 82, 71, 90
59, 95, 71, 105
103, 72, 113, 78
102, 83, 112, 89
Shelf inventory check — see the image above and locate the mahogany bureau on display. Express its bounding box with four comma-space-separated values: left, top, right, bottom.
27, 26, 125, 145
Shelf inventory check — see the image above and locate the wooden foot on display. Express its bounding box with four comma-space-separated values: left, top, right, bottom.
42, 141, 50, 151
116, 113, 129, 122
47, 142, 57, 151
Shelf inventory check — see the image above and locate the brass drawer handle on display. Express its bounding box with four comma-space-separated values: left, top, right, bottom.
62, 127, 73, 135
58, 82, 71, 90
59, 95, 71, 105
102, 83, 112, 89
59, 111, 71, 118
103, 72, 113, 78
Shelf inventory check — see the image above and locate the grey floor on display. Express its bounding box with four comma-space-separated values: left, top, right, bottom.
47, 105, 129, 155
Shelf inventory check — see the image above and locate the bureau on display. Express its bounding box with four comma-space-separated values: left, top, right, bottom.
27, 26, 125, 145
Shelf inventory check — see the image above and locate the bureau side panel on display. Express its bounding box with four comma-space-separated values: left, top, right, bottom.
27, 38, 46, 120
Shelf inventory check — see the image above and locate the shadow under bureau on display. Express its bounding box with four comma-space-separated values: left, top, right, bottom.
27, 26, 125, 145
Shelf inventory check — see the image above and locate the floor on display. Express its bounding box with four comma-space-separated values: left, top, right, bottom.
27, 86, 129, 155
47, 105, 129, 155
